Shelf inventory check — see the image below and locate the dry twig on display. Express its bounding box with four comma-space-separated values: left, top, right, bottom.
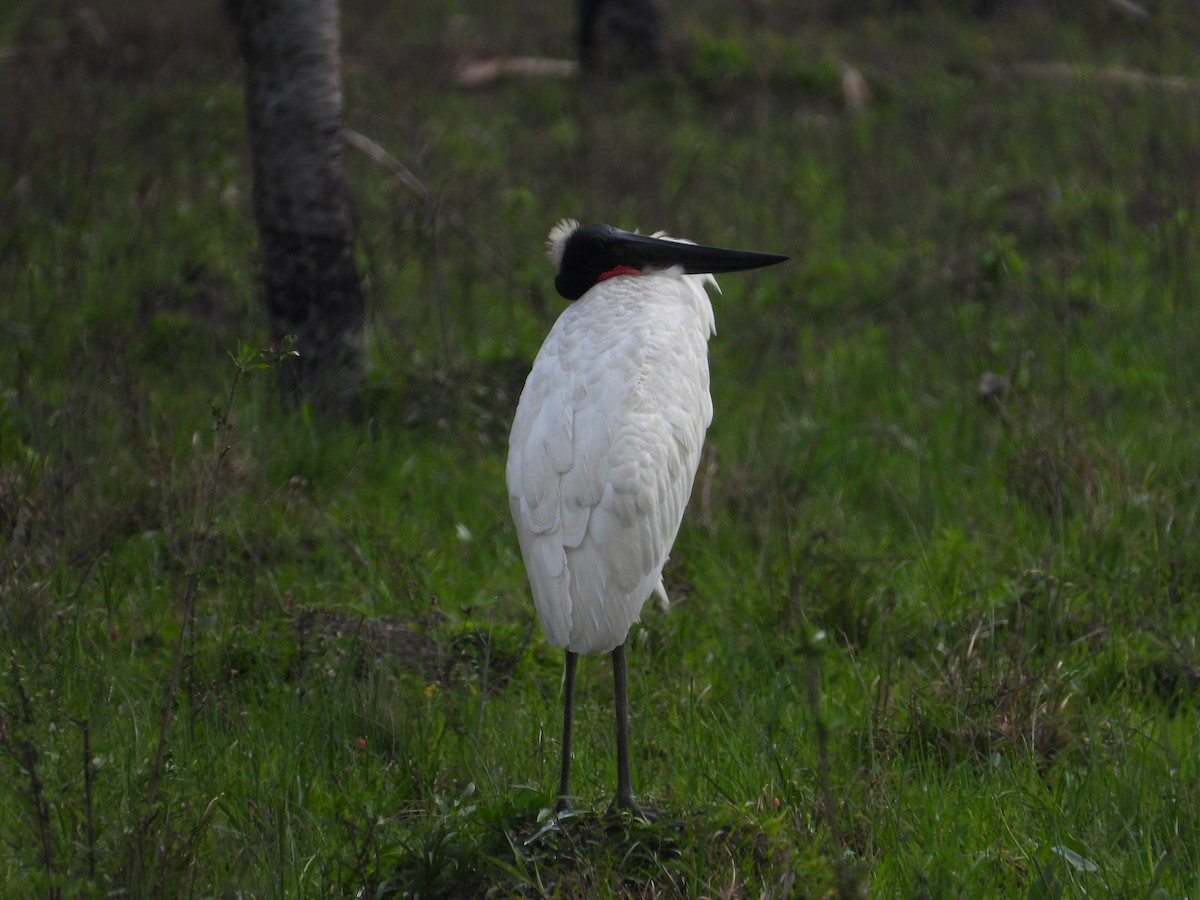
341, 128, 507, 277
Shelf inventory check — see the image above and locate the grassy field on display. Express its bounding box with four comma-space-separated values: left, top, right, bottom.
2, 0, 1199, 895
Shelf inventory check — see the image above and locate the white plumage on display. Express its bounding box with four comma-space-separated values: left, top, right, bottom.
507, 261, 716, 654
507, 219, 784, 813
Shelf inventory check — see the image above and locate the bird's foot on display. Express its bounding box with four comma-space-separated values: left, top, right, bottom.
608, 793, 662, 822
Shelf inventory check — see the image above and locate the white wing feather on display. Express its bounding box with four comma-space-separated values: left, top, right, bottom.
507, 270, 715, 655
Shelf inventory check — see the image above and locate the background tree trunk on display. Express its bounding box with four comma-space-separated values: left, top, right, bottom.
233, 0, 367, 415
579, 0, 663, 77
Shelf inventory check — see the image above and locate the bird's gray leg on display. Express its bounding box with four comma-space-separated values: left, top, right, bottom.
555, 651, 578, 812
611, 642, 642, 815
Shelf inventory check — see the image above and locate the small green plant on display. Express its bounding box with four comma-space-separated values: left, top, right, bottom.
131, 337, 298, 884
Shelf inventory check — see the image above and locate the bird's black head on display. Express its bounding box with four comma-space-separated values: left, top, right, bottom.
547, 219, 789, 301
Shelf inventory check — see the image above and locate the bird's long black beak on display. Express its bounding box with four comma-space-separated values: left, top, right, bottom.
554, 223, 788, 300
605, 227, 789, 275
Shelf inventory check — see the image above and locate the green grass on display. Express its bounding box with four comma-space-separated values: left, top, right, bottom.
2, 0, 1200, 896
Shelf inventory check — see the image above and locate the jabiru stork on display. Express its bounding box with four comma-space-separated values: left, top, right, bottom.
507, 219, 787, 815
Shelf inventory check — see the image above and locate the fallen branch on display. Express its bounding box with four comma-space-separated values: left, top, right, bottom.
1106, 0, 1149, 20
1000, 62, 1200, 94
455, 56, 578, 89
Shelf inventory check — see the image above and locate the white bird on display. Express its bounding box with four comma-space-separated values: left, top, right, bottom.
507, 219, 787, 815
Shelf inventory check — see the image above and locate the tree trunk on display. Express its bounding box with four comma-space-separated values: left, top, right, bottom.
579, 0, 663, 77
233, 0, 367, 415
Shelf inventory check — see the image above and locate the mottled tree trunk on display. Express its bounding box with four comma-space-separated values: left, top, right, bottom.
579, 0, 663, 77
234, 0, 366, 415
